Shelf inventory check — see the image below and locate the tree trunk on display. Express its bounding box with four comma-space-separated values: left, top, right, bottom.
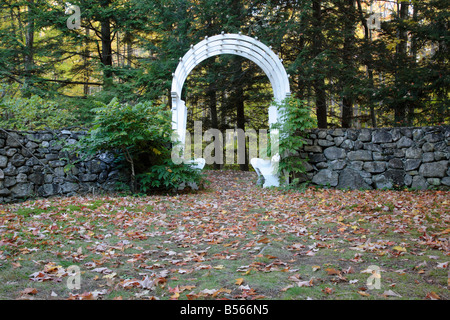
24, 0, 35, 93
83, 27, 90, 95
408, 4, 418, 125
356, 0, 376, 127
123, 32, 133, 67
100, 0, 113, 87
124, 148, 136, 193
231, 58, 249, 171
236, 84, 248, 171
207, 83, 220, 169
341, 0, 356, 128
394, 2, 409, 125
312, 0, 327, 128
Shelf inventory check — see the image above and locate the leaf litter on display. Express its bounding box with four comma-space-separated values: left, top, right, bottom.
0, 170, 448, 300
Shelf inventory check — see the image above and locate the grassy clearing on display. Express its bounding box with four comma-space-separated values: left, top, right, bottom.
0, 170, 449, 300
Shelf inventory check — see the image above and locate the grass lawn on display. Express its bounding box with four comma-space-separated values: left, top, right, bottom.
0, 170, 448, 300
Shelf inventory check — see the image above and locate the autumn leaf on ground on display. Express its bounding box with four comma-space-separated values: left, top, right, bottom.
435, 262, 449, 269
68, 292, 97, 300
296, 279, 314, 287
257, 237, 270, 244
325, 268, 341, 275
21, 288, 38, 295
382, 290, 402, 298
213, 265, 225, 270
0, 170, 449, 300
392, 246, 407, 252
322, 287, 334, 295
343, 266, 355, 274
358, 291, 370, 297
180, 285, 196, 292
200, 288, 218, 295
120, 279, 142, 289
425, 292, 440, 300
280, 284, 294, 292
169, 285, 181, 300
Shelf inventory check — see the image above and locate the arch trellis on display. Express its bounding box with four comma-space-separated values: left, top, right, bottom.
171, 33, 291, 186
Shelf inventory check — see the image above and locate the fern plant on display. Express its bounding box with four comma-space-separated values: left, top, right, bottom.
272, 96, 316, 187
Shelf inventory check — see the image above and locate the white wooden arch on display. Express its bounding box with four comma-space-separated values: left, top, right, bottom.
171, 33, 291, 147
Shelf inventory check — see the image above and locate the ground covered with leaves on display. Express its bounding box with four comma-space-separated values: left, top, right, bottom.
0, 170, 449, 300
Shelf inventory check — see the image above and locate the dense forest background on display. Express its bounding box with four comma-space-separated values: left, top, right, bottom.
0, 0, 448, 133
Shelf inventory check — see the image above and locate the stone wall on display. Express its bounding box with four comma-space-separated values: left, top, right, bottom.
1, 126, 449, 203
301, 126, 449, 190
0, 129, 126, 203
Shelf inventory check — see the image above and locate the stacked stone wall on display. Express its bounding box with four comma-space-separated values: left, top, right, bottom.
0, 126, 448, 203
301, 126, 449, 190
0, 129, 125, 203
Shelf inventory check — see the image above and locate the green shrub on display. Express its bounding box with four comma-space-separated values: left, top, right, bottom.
76, 97, 205, 193
137, 159, 206, 193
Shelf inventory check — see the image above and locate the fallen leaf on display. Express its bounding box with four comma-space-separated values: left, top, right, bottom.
358, 291, 370, 297
280, 284, 294, 292
392, 246, 407, 252
140, 276, 155, 289
343, 266, 355, 274
213, 288, 231, 297
103, 272, 117, 279
322, 287, 334, 294
239, 284, 251, 290
297, 279, 314, 287
382, 290, 402, 298
200, 288, 218, 295
21, 288, 38, 295
213, 265, 225, 270
325, 268, 340, 275
257, 237, 270, 244
180, 285, 196, 292
235, 278, 244, 285
92, 267, 113, 274
305, 250, 316, 256
432, 228, 450, 236
394, 269, 407, 275
425, 292, 440, 300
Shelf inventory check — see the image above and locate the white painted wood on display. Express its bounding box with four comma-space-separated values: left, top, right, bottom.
171, 33, 290, 187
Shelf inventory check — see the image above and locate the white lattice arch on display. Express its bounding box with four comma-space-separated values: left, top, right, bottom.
171, 33, 291, 147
